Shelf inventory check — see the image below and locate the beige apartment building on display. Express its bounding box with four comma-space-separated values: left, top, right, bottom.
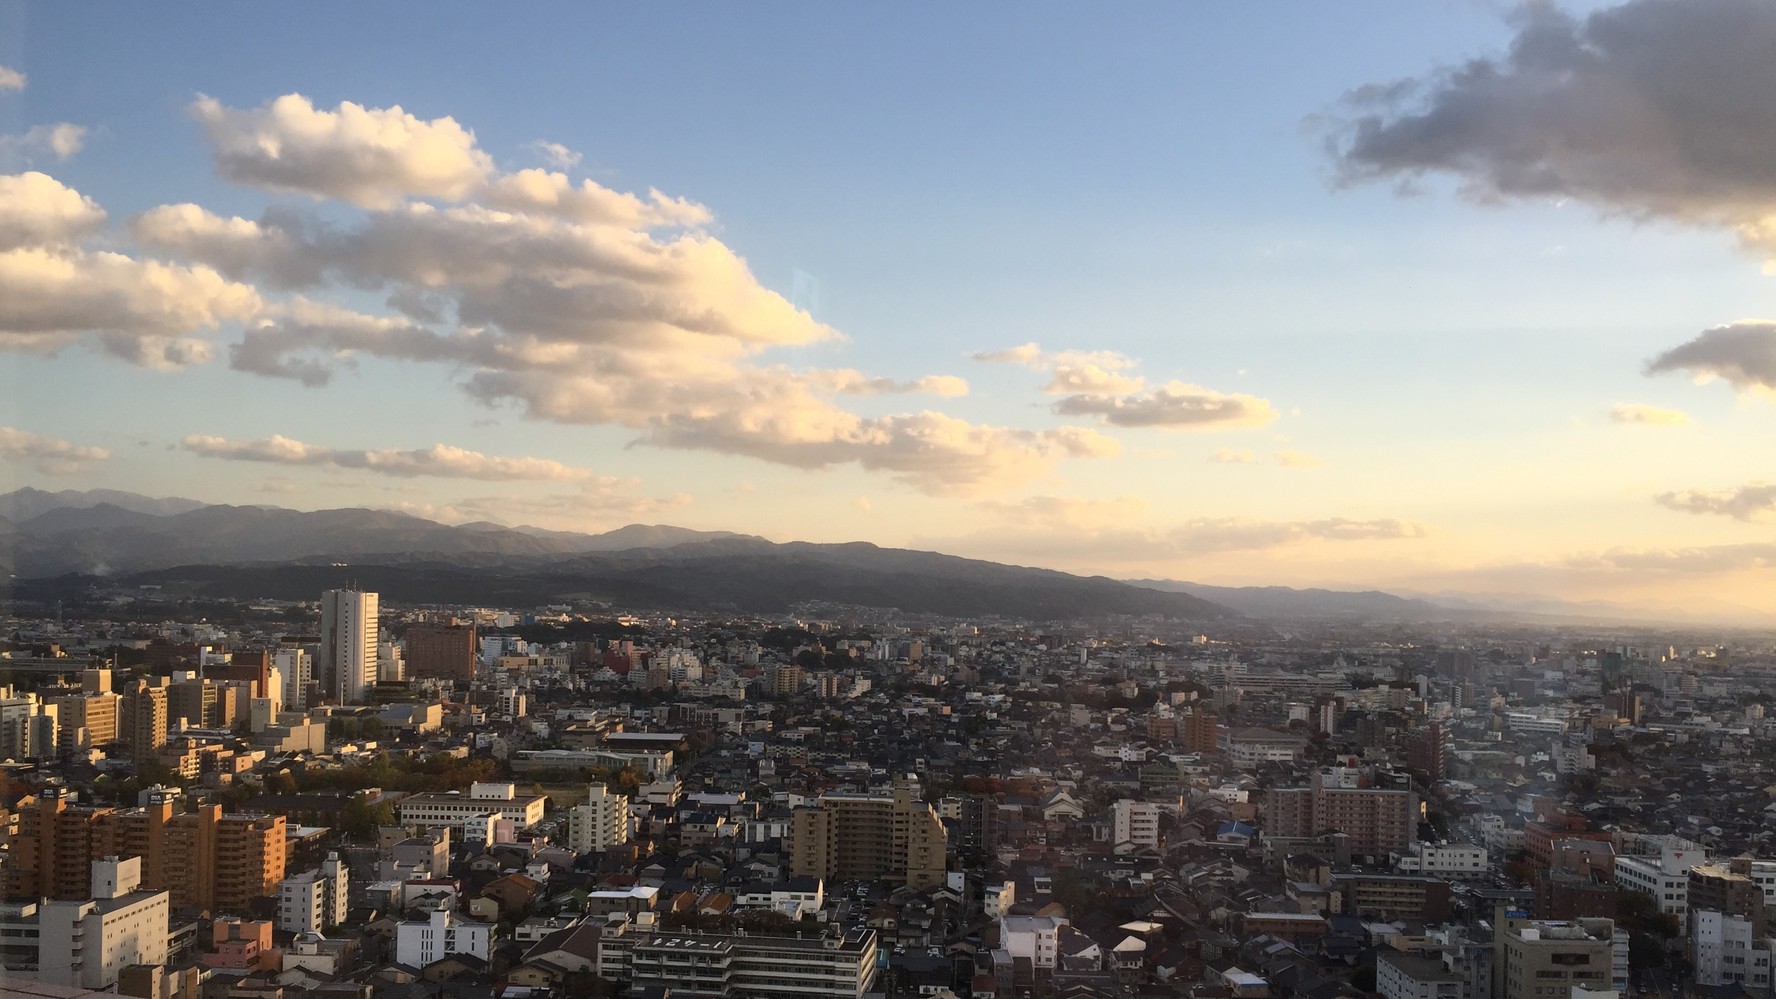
790, 776, 947, 889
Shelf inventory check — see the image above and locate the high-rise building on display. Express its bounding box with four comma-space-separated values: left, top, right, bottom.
319, 589, 378, 704
274, 647, 313, 710
7, 788, 284, 913
118, 681, 168, 760
405, 623, 478, 682
790, 776, 947, 889
566, 783, 632, 854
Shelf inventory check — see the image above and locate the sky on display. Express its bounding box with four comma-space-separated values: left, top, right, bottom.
5, 1, 1776, 619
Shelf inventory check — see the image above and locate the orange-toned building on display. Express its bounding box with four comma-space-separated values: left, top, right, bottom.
6, 786, 285, 913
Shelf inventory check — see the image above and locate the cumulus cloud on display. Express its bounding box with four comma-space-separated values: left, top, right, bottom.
1610, 402, 1690, 424
0, 124, 87, 166
1654, 482, 1776, 521
122, 94, 1110, 494
1645, 321, 1776, 393
0, 172, 260, 366
1274, 450, 1324, 468
0, 66, 23, 92
182, 434, 595, 481
1325, 0, 1776, 259
1209, 448, 1258, 464
976, 341, 1278, 430
192, 93, 493, 208
0, 426, 111, 475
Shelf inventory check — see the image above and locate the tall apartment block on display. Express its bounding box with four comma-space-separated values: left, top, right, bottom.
405, 623, 478, 682
1265, 766, 1417, 858
319, 588, 378, 704
6, 787, 285, 913
118, 680, 168, 760
566, 782, 632, 854
790, 776, 947, 889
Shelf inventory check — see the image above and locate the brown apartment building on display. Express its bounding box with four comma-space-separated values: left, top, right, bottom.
405, 624, 479, 682
7, 786, 285, 912
1265, 766, 1417, 858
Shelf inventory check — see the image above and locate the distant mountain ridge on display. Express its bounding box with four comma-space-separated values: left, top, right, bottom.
0, 489, 1229, 622
1127, 578, 1463, 621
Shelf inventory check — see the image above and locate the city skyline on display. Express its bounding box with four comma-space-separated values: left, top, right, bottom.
6, 1, 1776, 618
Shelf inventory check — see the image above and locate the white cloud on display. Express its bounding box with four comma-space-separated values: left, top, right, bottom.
0, 172, 261, 366
0, 124, 87, 166
191, 93, 494, 208
1610, 402, 1690, 425
529, 140, 582, 170
182, 433, 596, 481
976, 341, 1278, 430
0, 66, 23, 92
0, 172, 106, 250
127, 96, 1118, 495
0, 426, 111, 475
1275, 450, 1324, 468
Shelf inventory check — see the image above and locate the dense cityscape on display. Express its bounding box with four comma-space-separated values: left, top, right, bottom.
0, 561, 1772, 999
11, 2, 1776, 999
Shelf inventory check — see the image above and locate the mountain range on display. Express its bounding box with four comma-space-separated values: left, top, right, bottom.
3, 488, 1755, 626
0, 489, 1227, 621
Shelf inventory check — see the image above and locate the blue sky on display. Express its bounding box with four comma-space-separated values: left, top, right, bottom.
5, 1, 1776, 618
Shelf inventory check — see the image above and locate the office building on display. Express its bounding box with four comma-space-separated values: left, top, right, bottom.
405, 623, 478, 682
319, 588, 378, 704
1493, 912, 1619, 999
1615, 845, 1705, 930
1690, 862, 1768, 938
789, 776, 947, 889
